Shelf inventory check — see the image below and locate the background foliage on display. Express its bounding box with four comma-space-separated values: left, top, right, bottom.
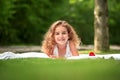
0, 0, 120, 45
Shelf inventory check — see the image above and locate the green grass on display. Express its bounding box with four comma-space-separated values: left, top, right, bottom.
0, 58, 120, 80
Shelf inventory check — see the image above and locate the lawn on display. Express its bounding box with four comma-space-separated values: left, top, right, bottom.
0, 58, 120, 80
79, 49, 120, 54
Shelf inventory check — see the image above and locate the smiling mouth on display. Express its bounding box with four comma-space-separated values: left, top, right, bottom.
58, 39, 65, 41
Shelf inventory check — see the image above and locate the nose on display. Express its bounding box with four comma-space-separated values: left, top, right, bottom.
59, 33, 63, 38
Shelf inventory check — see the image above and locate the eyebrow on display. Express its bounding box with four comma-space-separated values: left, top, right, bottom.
55, 30, 67, 32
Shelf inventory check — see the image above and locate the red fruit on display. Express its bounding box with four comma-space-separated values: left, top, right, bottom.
89, 52, 95, 56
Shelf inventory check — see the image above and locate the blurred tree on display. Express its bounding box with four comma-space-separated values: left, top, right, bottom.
61, 0, 94, 44
0, 0, 18, 45
0, 0, 67, 45
94, 0, 109, 52
108, 0, 120, 45
0, 0, 120, 46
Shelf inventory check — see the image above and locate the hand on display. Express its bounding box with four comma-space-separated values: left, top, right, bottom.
49, 55, 59, 58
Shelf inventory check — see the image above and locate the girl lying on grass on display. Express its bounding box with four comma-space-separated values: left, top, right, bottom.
41, 20, 81, 58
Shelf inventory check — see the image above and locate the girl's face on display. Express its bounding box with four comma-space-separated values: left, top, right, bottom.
54, 26, 69, 46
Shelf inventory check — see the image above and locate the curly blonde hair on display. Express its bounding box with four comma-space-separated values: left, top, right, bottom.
41, 20, 81, 55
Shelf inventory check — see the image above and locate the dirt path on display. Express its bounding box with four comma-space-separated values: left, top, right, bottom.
0, 46, 41, 53
0, 45, 120, 53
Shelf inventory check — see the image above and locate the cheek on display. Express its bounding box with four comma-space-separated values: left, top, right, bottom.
64, 34, 69, 39
54, 35, 58, 41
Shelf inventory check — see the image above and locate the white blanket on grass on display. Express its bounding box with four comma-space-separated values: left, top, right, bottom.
0, 52, 120, 60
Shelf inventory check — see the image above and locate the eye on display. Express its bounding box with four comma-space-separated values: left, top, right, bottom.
55, 32, 59, 35
62, 31, 67, 35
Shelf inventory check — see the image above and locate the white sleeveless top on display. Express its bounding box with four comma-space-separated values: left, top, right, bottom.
53, 41, 72, 58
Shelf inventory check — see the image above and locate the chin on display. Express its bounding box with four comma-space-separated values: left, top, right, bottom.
57, 41, 67, 45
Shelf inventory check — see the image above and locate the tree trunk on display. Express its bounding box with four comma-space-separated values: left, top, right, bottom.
94, 0, 109, 52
